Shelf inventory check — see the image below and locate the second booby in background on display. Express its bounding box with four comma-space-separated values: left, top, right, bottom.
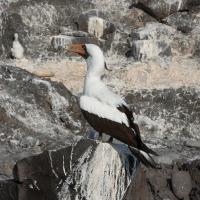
11, 33, 24, 59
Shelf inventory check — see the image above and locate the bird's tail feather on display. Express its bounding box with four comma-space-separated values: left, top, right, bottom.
128, 146, 157, 168
140, 142, 158, 156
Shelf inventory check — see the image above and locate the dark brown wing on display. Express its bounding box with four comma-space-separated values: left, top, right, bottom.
81, 109, 140, 147
81, 108, 157, 155
117, 105, 158, 156
117, 105, 141, 139
81, 108, 158, 168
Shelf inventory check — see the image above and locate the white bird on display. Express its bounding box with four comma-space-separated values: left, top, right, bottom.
65, 44, 158, 168
11, 33, 24, 59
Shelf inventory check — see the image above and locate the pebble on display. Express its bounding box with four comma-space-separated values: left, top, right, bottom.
145, 137, 163, 145
157, 188, 179, 200
183, 196, 190, 200
148, 177, 167, 192
164, 153, 180, 161
184, 140, 200, 148
172, 171, 192, 199
153, 155, 173, 165
9, 140, 20, 148
188, 159, 200, 183
20, 136, 41, 148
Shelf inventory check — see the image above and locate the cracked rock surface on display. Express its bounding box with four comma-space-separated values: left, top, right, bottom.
0, 0, 200, 199
0, 64, 87, 176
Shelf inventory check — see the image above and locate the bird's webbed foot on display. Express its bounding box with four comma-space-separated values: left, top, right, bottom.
107, 136, 113, 143
98, 134, 113, 143
98, 132, 103, 142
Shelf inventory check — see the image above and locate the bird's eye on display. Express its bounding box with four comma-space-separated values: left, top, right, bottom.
82, 45, 88, 53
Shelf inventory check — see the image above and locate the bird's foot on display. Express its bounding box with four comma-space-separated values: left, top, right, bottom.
98, 137, 103, 142
107, 137, 113, 143
98, 133, 103, 142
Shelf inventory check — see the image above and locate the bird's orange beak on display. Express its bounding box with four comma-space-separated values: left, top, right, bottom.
65, 44, 85, 55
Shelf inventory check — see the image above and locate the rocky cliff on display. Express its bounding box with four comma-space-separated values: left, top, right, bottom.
0, 0, 200, 199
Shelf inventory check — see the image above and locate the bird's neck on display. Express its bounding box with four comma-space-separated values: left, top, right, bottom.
83, 56, 105, 95
86, 55, 104, 75
83, 73, 101, 95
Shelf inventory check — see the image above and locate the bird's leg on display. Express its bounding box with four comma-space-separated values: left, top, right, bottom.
98, 132, 103, 142
107, 136, 113, 143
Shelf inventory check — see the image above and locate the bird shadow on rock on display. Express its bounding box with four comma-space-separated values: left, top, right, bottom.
108, 142, 139, 178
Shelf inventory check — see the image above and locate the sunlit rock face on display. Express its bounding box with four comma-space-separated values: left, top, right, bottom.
0, 0, 200, 199
88, 17, 104, 38
132, 0, 190, 19
0, 64, 87, 176
128, 22, 195, 61
1, 0, 199, 59
125, 87, 200, 139
12, 139, 145, 200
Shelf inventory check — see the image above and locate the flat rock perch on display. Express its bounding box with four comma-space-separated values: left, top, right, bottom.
0, 139, 149, 200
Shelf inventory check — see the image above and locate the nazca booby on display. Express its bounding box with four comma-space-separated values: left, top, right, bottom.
65, 44, 158, 168
11, 33, 24, 59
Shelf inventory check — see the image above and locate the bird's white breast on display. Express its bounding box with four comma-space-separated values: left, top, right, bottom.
11, 41, 24, 59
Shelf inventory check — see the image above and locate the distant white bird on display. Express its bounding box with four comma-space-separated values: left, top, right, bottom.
65, 43, 158, 168
11, 33, 24, 59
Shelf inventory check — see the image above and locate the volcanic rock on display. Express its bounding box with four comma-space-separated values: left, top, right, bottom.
148, 176, 167, 192
10, 139, 144, 200
157, 187, 179, 200
133, 0, 190, 19
0, 64, 87, 175
185, 140, 200, 148
125, 87, 200, 139
172, 170, 192, 199
187, 159, 200, 183
163, 12, 200, 33
0, 181, 18, 200
153, 155, 173, 165
129, 22, 194, 61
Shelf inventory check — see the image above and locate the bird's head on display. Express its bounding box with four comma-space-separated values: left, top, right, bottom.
65, 43, 110, 76
14, 33, 18, 41
65, 43, 103, 60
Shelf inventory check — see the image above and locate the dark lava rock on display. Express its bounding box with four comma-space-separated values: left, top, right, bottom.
0, 64, 88, 175
1, 0, 198, 61
0, 181, 18, 200
185, 140, 200, 148
0, 0, 158, 60
122, 165, 150, 200
148, 176, 167, 193
190, 182, 200, 200
163, 12, 200, 33
172, 171, 192, 199
125, 87, 200, 139
185, 159, 200, 183
0, 139, 143, 200
189, 0, 200, 6
157, 187, 179, 200
0, 64, 86, 136
133, 0, 190, 19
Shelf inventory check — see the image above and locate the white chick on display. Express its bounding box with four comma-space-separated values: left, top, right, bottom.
11, 33, 24, 59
